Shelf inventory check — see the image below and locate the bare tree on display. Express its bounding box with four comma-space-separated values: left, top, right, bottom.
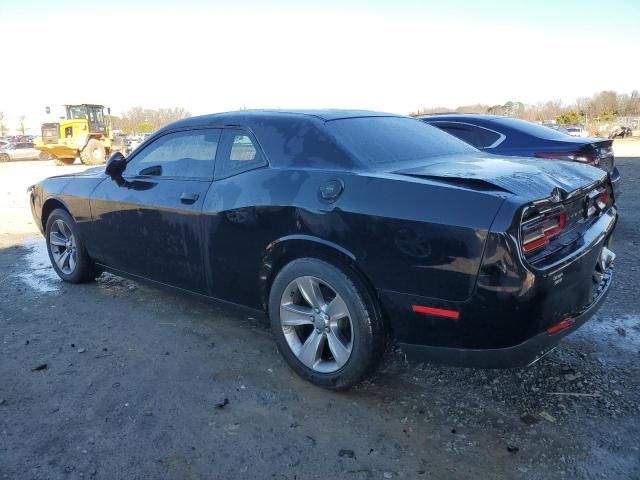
590, 91, 618, 119
0, 112, 6, 137
114, 106, 191, 134
18, 115, 26, 135
456, 104, 490, 114
410, 89, 638, 128
630, 90, 640, 116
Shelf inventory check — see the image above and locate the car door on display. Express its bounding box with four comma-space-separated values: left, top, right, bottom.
88, 128, 221, 294
22, 142, 39, 160
202, 128, 269, 305
13, 143, 29, 160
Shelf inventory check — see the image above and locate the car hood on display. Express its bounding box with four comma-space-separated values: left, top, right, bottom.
394, 154, 607, 201
42, 166, 106, 181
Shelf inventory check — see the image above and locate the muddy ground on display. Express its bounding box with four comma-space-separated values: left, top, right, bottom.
1, 156, 639, 480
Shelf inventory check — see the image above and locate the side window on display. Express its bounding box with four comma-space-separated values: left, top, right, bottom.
127, 129, 220, 179
215, 129, 266, 179
433, 123, 480, 148
475, 127, 502, 148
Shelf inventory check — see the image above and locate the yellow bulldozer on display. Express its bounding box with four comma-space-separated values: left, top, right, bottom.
34, 104, 124, 166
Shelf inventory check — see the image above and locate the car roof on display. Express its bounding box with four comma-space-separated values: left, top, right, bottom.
160, 109, 403, 132
419, 113, 504, 122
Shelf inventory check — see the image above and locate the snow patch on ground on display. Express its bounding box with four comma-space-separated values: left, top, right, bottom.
17, 238, 61, 293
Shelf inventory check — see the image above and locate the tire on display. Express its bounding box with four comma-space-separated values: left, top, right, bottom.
0, 153, 9, 162
45, 208, 98, 283
269, 257, 384, 389
38, 152, 52, 161
80, 139, 106, 165
54, 157, 76, 166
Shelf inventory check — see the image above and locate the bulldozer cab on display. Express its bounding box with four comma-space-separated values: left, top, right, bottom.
66, 104, 107, 134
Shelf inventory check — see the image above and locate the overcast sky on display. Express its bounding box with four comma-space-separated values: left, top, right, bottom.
1, 0, 639, 132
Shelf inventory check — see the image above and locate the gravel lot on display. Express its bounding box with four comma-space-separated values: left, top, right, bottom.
1, 152, 639, 480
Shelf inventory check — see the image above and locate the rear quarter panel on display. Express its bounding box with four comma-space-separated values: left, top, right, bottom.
202, 167, 506, 308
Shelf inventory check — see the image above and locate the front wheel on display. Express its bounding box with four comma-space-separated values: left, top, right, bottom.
269, 258, 384, 389
0, 153, 10, 162
45, 209, 98, 283
80, 139, 106, 165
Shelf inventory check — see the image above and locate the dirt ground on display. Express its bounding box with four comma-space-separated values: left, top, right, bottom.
1, 153, 639, 480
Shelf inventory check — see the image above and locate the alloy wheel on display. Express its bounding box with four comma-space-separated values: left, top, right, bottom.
280, 276, 354, 373
48, 219, 78, 274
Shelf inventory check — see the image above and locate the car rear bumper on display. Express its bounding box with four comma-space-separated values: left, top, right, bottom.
399, 266, 612, 368
378, 202, 616, 367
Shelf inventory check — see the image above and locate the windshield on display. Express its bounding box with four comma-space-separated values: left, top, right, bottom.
67, 106, 88, 119
326, 116, 477, 166
87, 106, 105, 125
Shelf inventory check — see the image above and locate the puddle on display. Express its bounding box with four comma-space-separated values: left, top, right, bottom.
587, 314, 640, 349
17, 238, 61, 293
572, 313, 640, 364
15, 237, 140, 296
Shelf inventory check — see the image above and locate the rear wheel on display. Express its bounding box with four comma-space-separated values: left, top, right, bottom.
0, 153, 9, 162
38, 152, 52, 161
269, 258, 384, 389
80, 139, 106, 165
54, 157, 76, 166
45, 209, 98, 283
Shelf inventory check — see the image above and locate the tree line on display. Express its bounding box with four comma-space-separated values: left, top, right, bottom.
410, 90, 640, 128
0, 107, 191, 137
0, 112, 27, 136
109, 107, 191, 134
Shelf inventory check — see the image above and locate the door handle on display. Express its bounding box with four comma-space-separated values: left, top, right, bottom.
180, 192, 200, 204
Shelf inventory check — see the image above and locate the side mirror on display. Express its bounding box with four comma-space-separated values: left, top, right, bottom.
105, 152, 127, 178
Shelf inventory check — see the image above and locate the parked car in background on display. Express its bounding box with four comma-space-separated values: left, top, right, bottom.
126, 135, 149, 155
564, 125, 589, 137
0, 142, 50, 162
29, 110, 616, 389
420, 114, 620, 196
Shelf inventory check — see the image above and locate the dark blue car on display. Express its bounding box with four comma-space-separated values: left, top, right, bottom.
420, 114, 621, 196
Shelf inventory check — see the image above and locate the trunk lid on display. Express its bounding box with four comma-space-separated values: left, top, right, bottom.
394, 154, 607, 201
533, 138, 615, 174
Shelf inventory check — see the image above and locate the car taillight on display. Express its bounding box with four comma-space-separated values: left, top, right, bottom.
596, 190, 610, 210
587, 188, 611, 217
534, 151, 594, 164
521, 212, 566, 254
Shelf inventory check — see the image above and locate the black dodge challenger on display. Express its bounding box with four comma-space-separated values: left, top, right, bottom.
29, 110, 617, 389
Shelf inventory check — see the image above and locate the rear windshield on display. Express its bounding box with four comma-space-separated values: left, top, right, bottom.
326, 117, 476, 166
492, 117, 574, 140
